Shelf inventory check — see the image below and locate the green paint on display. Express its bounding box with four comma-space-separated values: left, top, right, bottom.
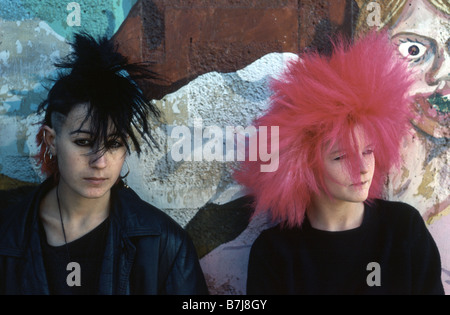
429, 94, 449, 114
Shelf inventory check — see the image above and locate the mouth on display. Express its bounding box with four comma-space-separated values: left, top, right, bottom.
351, 180, 369, 187
84, 177, 108, 185
412, 91, 450, 138
428, 92, 450, 115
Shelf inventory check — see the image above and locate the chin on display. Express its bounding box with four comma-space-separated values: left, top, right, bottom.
347, 192, 369, 203
79, 186, 111, 199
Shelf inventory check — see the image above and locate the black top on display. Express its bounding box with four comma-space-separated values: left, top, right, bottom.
39, 217, 109, 295
247, 199, 444, 295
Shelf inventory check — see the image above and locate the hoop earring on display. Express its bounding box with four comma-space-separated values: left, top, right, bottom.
44, 148, 53, 162
43, 130, 54, 162
120, 160, 130, 179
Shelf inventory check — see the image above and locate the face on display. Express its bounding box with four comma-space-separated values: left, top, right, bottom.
390, 0, 449, 138
45, 103, 127, 200
319, 128, 375, 204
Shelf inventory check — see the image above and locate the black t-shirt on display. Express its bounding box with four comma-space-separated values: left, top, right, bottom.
247, 199, 444, 295
39, 217, 109, 295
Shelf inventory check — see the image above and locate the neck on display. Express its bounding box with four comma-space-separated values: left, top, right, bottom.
307, 195, 364, 232
40, 180, 111, 245
55, 181, 110, 222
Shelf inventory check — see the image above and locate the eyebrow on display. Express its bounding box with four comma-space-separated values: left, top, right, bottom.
329, 143, 374, 155
69, 129, 122, 138
329, 149, 343, 155
69, 129, 93, 136
391, 32, 434, 45
69, 129, 92, 136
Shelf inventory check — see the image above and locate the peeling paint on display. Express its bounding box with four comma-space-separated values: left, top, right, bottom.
0, 0, 137, 39
427, 204, 450, 226
0, 50, 10, 65
415, 163, 436, 199
0, 19, 69, 118
15, 39, 22, 54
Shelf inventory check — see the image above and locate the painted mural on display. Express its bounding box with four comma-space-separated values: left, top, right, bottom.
0, 0, 448, 294
356, 0, 450, 293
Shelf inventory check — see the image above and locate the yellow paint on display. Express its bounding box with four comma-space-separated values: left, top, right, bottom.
393, 166, 410, 195
414, 163, 435, 199
426, 204, 450, 225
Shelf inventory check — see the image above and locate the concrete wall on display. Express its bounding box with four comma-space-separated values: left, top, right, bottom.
0, 0, 448, 294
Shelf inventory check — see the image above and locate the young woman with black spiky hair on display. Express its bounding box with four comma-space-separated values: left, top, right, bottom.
0, 33, 208, 295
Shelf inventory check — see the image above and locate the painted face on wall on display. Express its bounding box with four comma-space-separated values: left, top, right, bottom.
390, 0, 449, 139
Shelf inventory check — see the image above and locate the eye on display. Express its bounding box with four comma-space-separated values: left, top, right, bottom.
107, 139, 124, 149
397, 40, 427, 61
74, 139, 92, 147
363, 149, 374, 156
333, 154, 346, 161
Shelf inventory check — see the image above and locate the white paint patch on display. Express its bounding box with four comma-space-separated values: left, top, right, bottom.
49, 50, 60, 62
15, 40, 23, 54
236, 52, 297, 82
0, 50, 10, 66
0, 115, 19, 147
0, 84, 9, 94
36, 21, 65, 42
123, 52, 293, 218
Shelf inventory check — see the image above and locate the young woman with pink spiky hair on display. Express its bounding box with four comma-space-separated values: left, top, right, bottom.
235, 31, 444, 295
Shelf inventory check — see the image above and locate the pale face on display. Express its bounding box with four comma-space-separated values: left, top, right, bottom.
320, 129, 375, 204
390, 0, 449, 138
46, 103, 127, 200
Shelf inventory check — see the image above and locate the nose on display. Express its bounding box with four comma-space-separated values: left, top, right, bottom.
90, 152, 108, 168
359, 156, 371, 174
428, 49, 450, 85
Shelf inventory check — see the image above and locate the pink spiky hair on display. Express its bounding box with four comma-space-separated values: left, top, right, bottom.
233, 31, 414, 228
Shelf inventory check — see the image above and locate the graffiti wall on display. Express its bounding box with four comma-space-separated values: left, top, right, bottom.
356, 0, 449, 292
0, 0, 448, 294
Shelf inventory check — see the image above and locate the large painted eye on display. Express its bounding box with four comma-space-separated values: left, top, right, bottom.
398, 41, 427, 60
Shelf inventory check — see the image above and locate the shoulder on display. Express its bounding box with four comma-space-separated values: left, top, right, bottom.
0, 183, 42, 227
251, 223, 301, 254
113, 184, 188, 242
0, 184, 38, 216
0, 182, 45, 251
369, 199, 423, 223
368, 199, 429, 237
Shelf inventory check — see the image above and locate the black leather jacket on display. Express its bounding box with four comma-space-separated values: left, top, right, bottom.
0, 179, 208, 294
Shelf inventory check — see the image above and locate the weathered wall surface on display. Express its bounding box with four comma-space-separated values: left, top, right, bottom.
0, 0, 448, 294
0, 0, 136, 183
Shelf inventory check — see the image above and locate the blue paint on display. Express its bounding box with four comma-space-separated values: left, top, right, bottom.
0, 0, 137, 38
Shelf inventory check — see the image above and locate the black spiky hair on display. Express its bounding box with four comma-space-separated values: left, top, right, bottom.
38, 32, 161, 158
